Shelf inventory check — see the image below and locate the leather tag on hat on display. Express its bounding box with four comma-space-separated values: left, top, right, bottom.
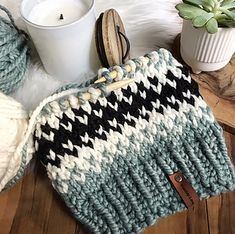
169, 171, 200, 208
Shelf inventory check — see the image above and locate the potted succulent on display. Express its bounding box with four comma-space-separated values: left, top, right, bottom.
176, 0, 235, 73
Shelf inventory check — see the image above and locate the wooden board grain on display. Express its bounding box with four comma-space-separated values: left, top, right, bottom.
0, 181, 22, 234
193, 56, 235, 101
198, 87, 235, 134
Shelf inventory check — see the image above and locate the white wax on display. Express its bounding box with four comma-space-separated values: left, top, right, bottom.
21, 0, 100, 81
28, 0, 88, 26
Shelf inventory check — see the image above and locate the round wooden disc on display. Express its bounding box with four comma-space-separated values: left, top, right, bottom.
95, 9, 130, 67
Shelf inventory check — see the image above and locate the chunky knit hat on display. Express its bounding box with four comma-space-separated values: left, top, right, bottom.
25, 49, 235, 233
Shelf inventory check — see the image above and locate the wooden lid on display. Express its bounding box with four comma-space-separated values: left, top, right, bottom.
95, 9, 130, 68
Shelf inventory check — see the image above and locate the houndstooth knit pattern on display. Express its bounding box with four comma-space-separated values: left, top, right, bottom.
33, 49, 235, 234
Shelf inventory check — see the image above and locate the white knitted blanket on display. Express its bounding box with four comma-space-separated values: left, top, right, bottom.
1, 0, 182, 110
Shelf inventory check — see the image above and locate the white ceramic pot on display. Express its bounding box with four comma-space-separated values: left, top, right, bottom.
180, 20, 235, 74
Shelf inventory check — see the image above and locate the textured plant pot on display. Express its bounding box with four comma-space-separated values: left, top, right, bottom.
180, 20, 235, 74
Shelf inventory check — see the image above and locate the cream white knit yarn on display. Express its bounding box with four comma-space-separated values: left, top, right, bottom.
0, 92, 29, 191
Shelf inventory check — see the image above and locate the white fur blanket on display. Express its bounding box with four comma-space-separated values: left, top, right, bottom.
1, 0, 182, 110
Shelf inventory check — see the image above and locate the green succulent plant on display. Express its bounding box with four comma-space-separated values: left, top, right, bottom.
176, 0, 235, 33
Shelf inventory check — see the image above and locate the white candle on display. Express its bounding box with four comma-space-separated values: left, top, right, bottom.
28, 0, 87, 27
21, 0, 100, 82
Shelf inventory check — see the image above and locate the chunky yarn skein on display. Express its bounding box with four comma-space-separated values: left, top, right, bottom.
0, 92, 29, 191
0, 5, 30, 95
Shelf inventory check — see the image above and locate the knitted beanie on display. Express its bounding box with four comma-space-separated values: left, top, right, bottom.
30, 49, 235, 233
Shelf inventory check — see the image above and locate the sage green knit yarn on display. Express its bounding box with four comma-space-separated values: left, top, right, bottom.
0, 5, 30, 95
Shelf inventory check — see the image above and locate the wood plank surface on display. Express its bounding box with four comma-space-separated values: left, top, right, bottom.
198, 86, 235, 134
0, 131, 234, 234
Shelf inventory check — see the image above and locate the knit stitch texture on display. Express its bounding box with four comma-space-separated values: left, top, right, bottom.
31, 49, 235, 233
0, 5, 30, 95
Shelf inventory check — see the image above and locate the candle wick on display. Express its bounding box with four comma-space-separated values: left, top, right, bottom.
60, 14, 64, 20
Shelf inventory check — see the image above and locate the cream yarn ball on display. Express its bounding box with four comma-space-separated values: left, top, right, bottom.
0, 92, 32, 191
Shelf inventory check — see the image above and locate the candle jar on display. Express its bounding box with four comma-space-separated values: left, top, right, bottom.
21, 0, 100, 82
